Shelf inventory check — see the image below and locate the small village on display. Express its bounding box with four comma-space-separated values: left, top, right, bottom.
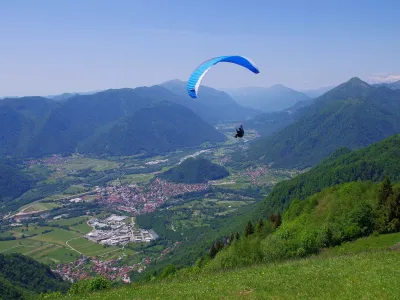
52, 255, 150, 283
97, 178, 210, 215
52, 241, 181, 283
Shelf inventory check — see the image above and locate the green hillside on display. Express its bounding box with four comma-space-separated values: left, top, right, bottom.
159, 157, 229, 183
0, 160, 34, 205
248, 77, 400, 169
84, 102, 225, 156
51, 250, 400, 300
205, 179, 399, 271
256, 133, 400, 216
0, 253, 70, 300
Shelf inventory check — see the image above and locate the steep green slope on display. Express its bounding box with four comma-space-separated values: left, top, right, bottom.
0, 97, 59, 125
53, 250, 400, 300
0, 160, 34, 205
248, 77, 400, 169
0, 106, 35, 157
0, 97, 60, 156
28, 88, 161, 156
84, 102, 225, 156
0, 253, 70, 299
159, 157, 229, 183
256, 133, 400, 216
206, 180, 393, 271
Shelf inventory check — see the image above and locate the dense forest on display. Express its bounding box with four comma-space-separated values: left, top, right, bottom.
0, 160, 34, 206
0, 253, 71, 300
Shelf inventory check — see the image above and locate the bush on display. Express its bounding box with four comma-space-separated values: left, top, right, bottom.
68, 276, 111, 295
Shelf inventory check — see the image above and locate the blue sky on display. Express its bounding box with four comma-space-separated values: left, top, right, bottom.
1, 0, 399, 96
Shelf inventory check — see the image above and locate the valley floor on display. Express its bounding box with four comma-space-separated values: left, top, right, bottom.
57, 248, 400, 300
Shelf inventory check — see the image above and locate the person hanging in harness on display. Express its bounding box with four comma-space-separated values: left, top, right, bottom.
234, 124, 244, 138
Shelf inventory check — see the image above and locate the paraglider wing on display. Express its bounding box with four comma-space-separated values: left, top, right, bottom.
186, 55, 260, 99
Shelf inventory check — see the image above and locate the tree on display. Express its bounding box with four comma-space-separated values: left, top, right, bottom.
376, 177, 400, 233
256, 219, 264, 233
270, 213, 282, 229
379, 176, 393, 206
244, 221, 254, 237
209, 243, 218, 259
229, 233, 235, 244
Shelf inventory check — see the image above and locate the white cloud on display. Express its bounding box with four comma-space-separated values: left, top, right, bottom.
367, 73, 400, 84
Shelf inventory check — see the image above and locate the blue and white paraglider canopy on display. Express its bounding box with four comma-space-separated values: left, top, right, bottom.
186, 55, 260, 99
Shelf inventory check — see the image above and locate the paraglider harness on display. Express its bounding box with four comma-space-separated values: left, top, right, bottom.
234, 125, 244, 138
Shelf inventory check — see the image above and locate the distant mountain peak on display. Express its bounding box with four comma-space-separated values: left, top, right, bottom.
346, 77, 370, 87
318, 77, 373, 101
161, 79, 186, 86
269, 83, 287, 89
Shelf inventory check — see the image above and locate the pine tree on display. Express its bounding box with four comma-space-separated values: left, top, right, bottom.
376, 176, 397, 233
270, 213, 282, 229
244, 221, 254, 237
256, 219, 264, 233
229, 233, 235, 244
234, 232, 240, 240
215, 240, 224, 252
379, 176, 393, 205
209, 243, 218, 259
384, 192, 400, 233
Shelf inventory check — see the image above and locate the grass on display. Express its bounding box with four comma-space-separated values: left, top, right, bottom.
18, 201, 60, 213
30, 228, 80, 245
110, 173, 155, 185
67, 238, 120, 256
0, 222, 129, 264
319, 232, 400, 258
0, 239, 79, 264
62, 184, 89, 195
50, 216, 89, 227
71, 222, 93, 234
162, 198, 253, 230
61, 158, 120, 172
56, 249, 400, 300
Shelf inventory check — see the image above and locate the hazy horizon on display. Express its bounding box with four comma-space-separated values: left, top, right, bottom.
1, 0, 399, 97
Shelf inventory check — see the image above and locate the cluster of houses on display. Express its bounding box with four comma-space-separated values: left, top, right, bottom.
97, 178, 210, 215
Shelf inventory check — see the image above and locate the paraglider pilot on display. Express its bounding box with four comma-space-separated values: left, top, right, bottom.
234, 125, 244, 138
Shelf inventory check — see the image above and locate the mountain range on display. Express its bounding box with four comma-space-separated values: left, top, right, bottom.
223, 84, 311, 112
247, 77, 400, 169
160, 79, 261, 123
0, 86, 229, 159
372, 80, 400, 90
